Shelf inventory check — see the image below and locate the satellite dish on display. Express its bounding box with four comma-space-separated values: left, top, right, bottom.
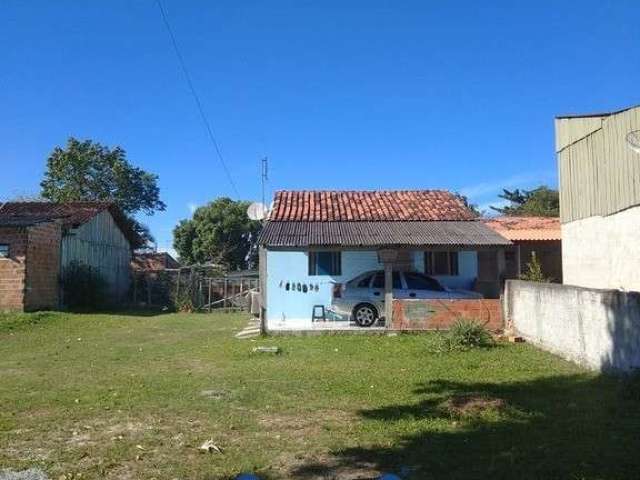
626, 130, 640, 155
247, 202, 269, 220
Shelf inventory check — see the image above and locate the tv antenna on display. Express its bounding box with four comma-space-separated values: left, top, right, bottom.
626, 130, 640, 155
261, 157, 269, 207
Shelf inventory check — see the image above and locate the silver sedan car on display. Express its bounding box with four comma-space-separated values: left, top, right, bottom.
331, 270, 482, 327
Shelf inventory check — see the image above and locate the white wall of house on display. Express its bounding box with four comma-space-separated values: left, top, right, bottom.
265, 249, 478, 330
562, 205, 640, 292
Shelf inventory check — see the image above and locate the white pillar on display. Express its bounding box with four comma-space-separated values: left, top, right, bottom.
384, 262, 393, 328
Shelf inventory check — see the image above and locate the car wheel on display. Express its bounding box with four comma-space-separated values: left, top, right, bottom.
353, 303, 378, 327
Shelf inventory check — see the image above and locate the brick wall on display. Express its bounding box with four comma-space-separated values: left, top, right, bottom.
24, 222, 61, 311
392, 299, 503, 332
0, 227, 28, 311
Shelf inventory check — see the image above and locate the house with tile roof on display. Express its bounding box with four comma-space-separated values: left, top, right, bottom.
483, 216, 562, 282
258, 190, 511, 332
0, 202, 139, 310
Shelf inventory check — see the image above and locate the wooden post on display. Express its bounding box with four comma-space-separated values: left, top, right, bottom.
146, 273, 152, 306
223, 278, 228, 311
176, 269, 181, 302
239, 278, 244, 311
497, 247, 506, 293
208, 278, 212, 313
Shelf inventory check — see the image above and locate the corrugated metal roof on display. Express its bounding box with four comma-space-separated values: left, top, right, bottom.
259, 221, 511, 247
269, 190, 476, 222
482, 216, 561, 241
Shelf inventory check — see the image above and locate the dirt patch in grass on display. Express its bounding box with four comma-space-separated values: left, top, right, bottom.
444, 394, 505, 416
285, 452, 382, 480
258, 410, 355, 443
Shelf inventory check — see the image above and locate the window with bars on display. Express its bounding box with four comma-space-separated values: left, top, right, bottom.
308, 251, 341, 276
424, 251, 459, 276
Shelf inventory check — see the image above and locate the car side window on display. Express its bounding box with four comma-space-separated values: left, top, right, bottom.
372, 272, 402, 289
405, 272, 444, 291
357, 274, 373, 288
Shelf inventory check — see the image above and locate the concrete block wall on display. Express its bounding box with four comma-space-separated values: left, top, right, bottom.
24, 222, 61, 310
0, 227, 28, 311
504, 280, 640, 371
562, 205, 640, 292
392, 299, 503, 332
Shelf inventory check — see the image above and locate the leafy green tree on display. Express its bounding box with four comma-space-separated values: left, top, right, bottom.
491, 185, 559, 217
173, 198, 262, 269
40, 137, 166, 247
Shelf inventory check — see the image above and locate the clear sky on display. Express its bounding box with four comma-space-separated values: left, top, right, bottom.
1, 1, 639, 254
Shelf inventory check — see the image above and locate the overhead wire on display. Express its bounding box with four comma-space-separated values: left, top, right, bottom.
155, 0, 240, 197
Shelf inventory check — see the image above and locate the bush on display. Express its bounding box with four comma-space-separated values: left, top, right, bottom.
432, 318, 496, 352
61, 261, 108, 310
520, 251, 551, 282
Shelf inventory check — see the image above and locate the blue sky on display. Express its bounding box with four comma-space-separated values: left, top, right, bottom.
1, 1, 639, 254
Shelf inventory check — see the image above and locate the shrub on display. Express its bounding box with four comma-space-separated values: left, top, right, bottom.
520, 251, 551, 282
61, 261, 108, 310
431, 318, 496, 352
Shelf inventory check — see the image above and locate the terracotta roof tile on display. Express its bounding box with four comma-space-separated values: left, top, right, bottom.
482, 216, 561, 241
269, 190, 475, 222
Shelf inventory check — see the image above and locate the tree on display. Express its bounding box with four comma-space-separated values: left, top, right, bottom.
491, 185, 559, 217
40, 137, 166, 247
454, 192, 481, 217
173, 198, 262, 269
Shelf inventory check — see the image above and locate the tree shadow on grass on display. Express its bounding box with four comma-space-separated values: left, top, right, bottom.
292, 374, 640, 480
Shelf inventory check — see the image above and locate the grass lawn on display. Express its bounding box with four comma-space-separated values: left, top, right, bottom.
1, 311, 639, 480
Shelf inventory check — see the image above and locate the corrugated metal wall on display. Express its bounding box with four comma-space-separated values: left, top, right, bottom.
61, 210, 132, 300
556, 106, 640, 223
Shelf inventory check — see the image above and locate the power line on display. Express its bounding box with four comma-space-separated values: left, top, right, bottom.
155, 0, 240, 197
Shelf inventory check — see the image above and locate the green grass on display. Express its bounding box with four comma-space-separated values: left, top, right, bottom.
1, 311, 639, 479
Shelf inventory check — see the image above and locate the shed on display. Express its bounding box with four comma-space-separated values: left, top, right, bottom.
0, 202, 139, 310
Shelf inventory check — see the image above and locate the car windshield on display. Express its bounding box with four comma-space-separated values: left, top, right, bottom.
404, 272, 445, 291
371, 271, 402, 289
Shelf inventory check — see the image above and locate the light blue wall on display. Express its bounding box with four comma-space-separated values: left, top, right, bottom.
265, 250, 383, 328
265, 249, 478, 329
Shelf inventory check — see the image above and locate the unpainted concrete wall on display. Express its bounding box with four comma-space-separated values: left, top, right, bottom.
504, 280, 640, 371
562, 205, 640, 292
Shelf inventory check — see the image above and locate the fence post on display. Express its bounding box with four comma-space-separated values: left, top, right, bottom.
224, 278, 228, 312
208, 278, 212, 313
176, 269, 181, 304
146, 273, 152, 306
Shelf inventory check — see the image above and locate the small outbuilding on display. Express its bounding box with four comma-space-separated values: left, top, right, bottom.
131, 251, 181, 272
0, 202, 139, 311
483, 216, 562, 282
